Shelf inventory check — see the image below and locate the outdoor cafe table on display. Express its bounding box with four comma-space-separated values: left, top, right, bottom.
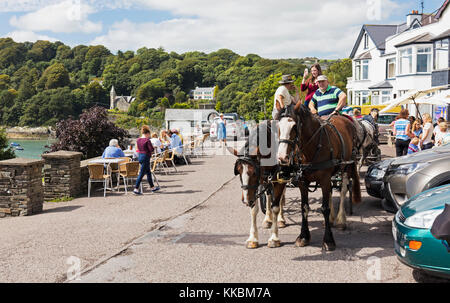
88, 158, 125, 191
123, 150, 135, 157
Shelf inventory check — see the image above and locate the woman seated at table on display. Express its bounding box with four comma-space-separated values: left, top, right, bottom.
150, 132, 162, 154
102, 139, 125, 158
160, 130, 171, 150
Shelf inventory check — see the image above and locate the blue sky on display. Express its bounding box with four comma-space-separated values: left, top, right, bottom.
0, 0, 446, 58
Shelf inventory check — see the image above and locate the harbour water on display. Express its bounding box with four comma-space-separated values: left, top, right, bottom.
7, 139, 55, 160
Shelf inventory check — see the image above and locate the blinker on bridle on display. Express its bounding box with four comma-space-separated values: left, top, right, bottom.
234, 157, 263, 207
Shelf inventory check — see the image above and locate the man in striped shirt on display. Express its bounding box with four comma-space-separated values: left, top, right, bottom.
309, 75, 347, 117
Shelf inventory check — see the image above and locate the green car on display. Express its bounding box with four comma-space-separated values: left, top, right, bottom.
393, 184, 450, 279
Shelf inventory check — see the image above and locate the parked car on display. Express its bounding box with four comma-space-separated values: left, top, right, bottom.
377, 113, 397, 144
383, 143, 450, 211
365, 158, 395, 199
209, 114, 245, 141
393, 184, 450, 279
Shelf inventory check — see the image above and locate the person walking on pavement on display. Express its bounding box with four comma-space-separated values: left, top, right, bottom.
217, 113, 227, 146
134, 125, 160, 195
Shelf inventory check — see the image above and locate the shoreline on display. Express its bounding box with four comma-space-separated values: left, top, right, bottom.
4, 126, 55, 140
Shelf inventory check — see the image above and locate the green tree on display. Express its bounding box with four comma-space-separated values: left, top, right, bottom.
136, 78, 165, 107
84, 81, 108, 107
325, 58, 352, 94
175, 91, 187, 103
28, 40, 56, 62
0, 128, 15, 160
38, 63, 70, 90
0, 74, 10, 90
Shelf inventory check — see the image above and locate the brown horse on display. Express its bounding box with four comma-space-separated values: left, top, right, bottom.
275, 103, 361, 251
227, 121, 287, 249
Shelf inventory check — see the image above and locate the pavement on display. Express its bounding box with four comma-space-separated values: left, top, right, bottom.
0, 143, 444, 283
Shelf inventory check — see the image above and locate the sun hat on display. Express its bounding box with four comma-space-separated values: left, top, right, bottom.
278, 74, 295, 84
317, 75, 328, 82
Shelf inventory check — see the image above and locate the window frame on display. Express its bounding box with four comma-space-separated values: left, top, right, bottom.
416, 46, 432, 73
398, 47, 413, 75
434, 38, 449, 71
386, 57, 396, 79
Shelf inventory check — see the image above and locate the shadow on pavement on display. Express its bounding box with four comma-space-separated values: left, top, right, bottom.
42, 205, 83, 214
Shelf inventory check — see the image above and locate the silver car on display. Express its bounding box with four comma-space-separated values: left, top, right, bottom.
383, 143, 450, 210
377, 113, 397, 144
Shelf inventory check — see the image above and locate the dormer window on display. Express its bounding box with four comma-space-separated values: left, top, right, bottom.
364, 33, 369, 49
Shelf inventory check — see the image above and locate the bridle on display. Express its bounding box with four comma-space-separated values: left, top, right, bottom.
276, 105, 348, 181
278, 107, 301, 167
234, 156, 272, 208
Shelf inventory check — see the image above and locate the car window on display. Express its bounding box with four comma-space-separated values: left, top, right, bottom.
378, 115, 397, 125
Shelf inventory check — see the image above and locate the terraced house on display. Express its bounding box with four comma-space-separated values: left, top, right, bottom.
347, 0, 450, 115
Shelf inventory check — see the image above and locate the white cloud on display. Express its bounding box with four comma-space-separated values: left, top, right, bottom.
0, 0, 141, 13
6, 30, 58, 43
9, 0, 102, 34
91, 0, 401, 58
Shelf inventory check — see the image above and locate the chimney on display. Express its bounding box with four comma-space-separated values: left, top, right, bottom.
407, 10, 421, 27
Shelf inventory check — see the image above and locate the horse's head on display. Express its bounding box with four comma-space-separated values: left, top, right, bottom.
277, 103, 303, 166
227, 146, 261, 207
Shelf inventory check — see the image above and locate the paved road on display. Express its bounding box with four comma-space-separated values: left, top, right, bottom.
0, 143, 442, 283
0, 149, 236, 282
76, 145, 425, 283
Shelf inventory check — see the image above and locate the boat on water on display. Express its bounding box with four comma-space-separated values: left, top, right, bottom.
10, 142, 21, 147
14, 147, 24, 151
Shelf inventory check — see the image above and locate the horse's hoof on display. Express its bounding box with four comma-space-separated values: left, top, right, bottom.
295, 238, 310, 247
278, 221, 286, 229
268, 240, 281, 248
335, 223, 347, 231
322, 242, 336, 251
262, 221, 272, 229
246, 241, 259, 249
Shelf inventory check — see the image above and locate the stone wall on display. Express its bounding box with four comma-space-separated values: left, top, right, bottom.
0, 158, 44, 217
42, 151, 82, 201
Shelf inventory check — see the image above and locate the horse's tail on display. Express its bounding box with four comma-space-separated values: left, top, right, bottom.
349, 161, 362, 204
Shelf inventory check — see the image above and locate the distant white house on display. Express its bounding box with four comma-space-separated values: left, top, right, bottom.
110, 86, 136, 112
165, 109, 218, 135
193, 86, 217, 100
347, 1, 450, 117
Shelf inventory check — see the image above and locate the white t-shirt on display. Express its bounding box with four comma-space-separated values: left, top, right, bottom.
422, 122, 433, 145
435, 130, 449, 146
433, 125, 440, 137
272, 86, 294, 119
150, 138, 162, 153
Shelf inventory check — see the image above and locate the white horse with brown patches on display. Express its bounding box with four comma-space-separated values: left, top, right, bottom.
228, 121, 286, 249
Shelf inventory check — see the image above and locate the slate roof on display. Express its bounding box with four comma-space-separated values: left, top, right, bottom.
115, 96, 136, 104
436, 0, 449, 19
350, 25, 400, 58
368, 80, 394, 90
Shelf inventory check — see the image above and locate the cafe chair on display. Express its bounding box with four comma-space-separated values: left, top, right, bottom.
118, 161, 142, 194
88, 163, 112, 198
105, 157, 130, 187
